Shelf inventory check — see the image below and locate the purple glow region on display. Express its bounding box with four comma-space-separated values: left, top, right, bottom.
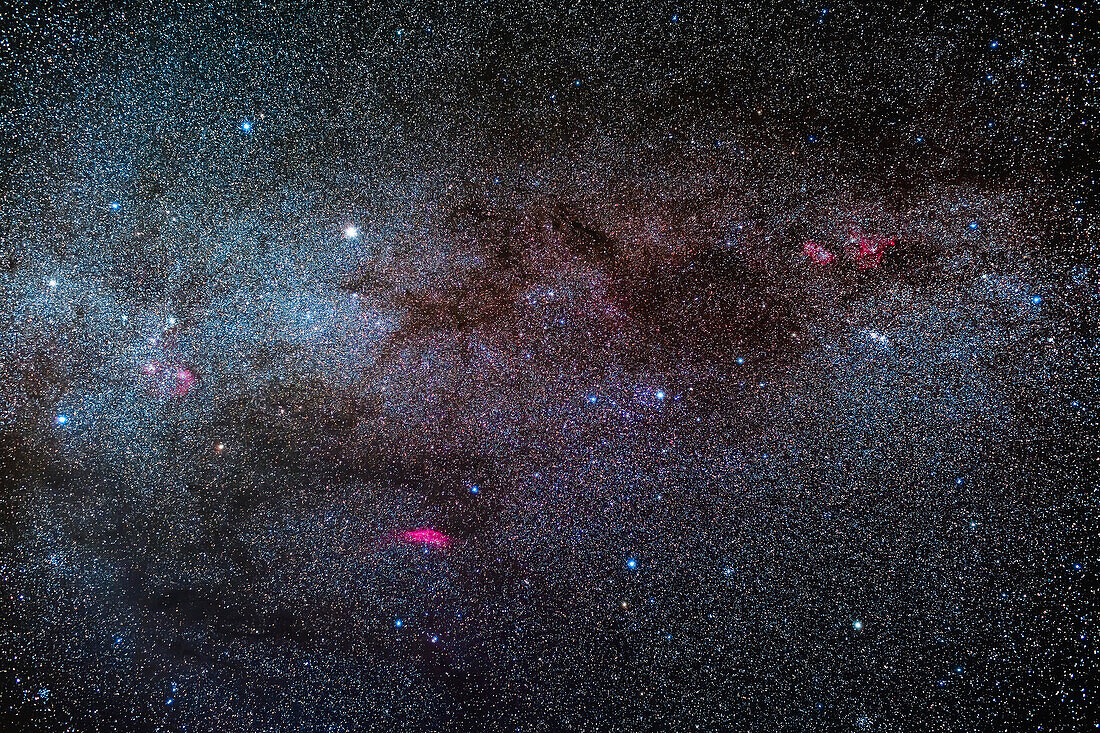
400, 527, 453, 549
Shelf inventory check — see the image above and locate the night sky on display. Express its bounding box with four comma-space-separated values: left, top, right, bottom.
0, 2, 1096, 731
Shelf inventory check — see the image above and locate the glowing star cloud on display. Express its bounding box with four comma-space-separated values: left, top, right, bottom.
802, 240, 835, 264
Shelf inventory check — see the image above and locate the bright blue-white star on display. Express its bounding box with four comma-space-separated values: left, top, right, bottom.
626, 558, 638, 570
240, 120, 252, 133
56, 415, 67, 425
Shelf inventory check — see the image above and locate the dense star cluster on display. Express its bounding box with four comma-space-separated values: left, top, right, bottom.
0, 2, 1096, 731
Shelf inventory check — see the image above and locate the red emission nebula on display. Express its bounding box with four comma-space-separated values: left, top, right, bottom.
803, 230, 896, 269
401, 528, 453, 549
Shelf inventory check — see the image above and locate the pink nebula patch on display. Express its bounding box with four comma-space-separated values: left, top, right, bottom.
173, 368, 196, 397
802, 240, 835, 264
140, 360, 196, 399
402, 528, 452, 548
847, 232, 896, 269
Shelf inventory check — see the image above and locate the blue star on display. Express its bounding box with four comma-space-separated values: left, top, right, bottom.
56, 415, 67, 425
655, 390, 665, 401
240, 120, 252, 133
586, 395, 598, 404
1031, 295, 1042, 304
109, 201, 120, 211
626, 558, 638, 570
394, 618, 403, 628
470, 485, 479, 495
968, 221, 979, 231
990, 40, 1000, 49
852, 619, 863, 630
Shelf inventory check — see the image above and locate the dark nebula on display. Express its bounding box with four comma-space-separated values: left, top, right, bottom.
0, 2, 1095, 731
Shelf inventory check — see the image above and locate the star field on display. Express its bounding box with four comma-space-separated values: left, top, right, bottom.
0, 2, 1096, 731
